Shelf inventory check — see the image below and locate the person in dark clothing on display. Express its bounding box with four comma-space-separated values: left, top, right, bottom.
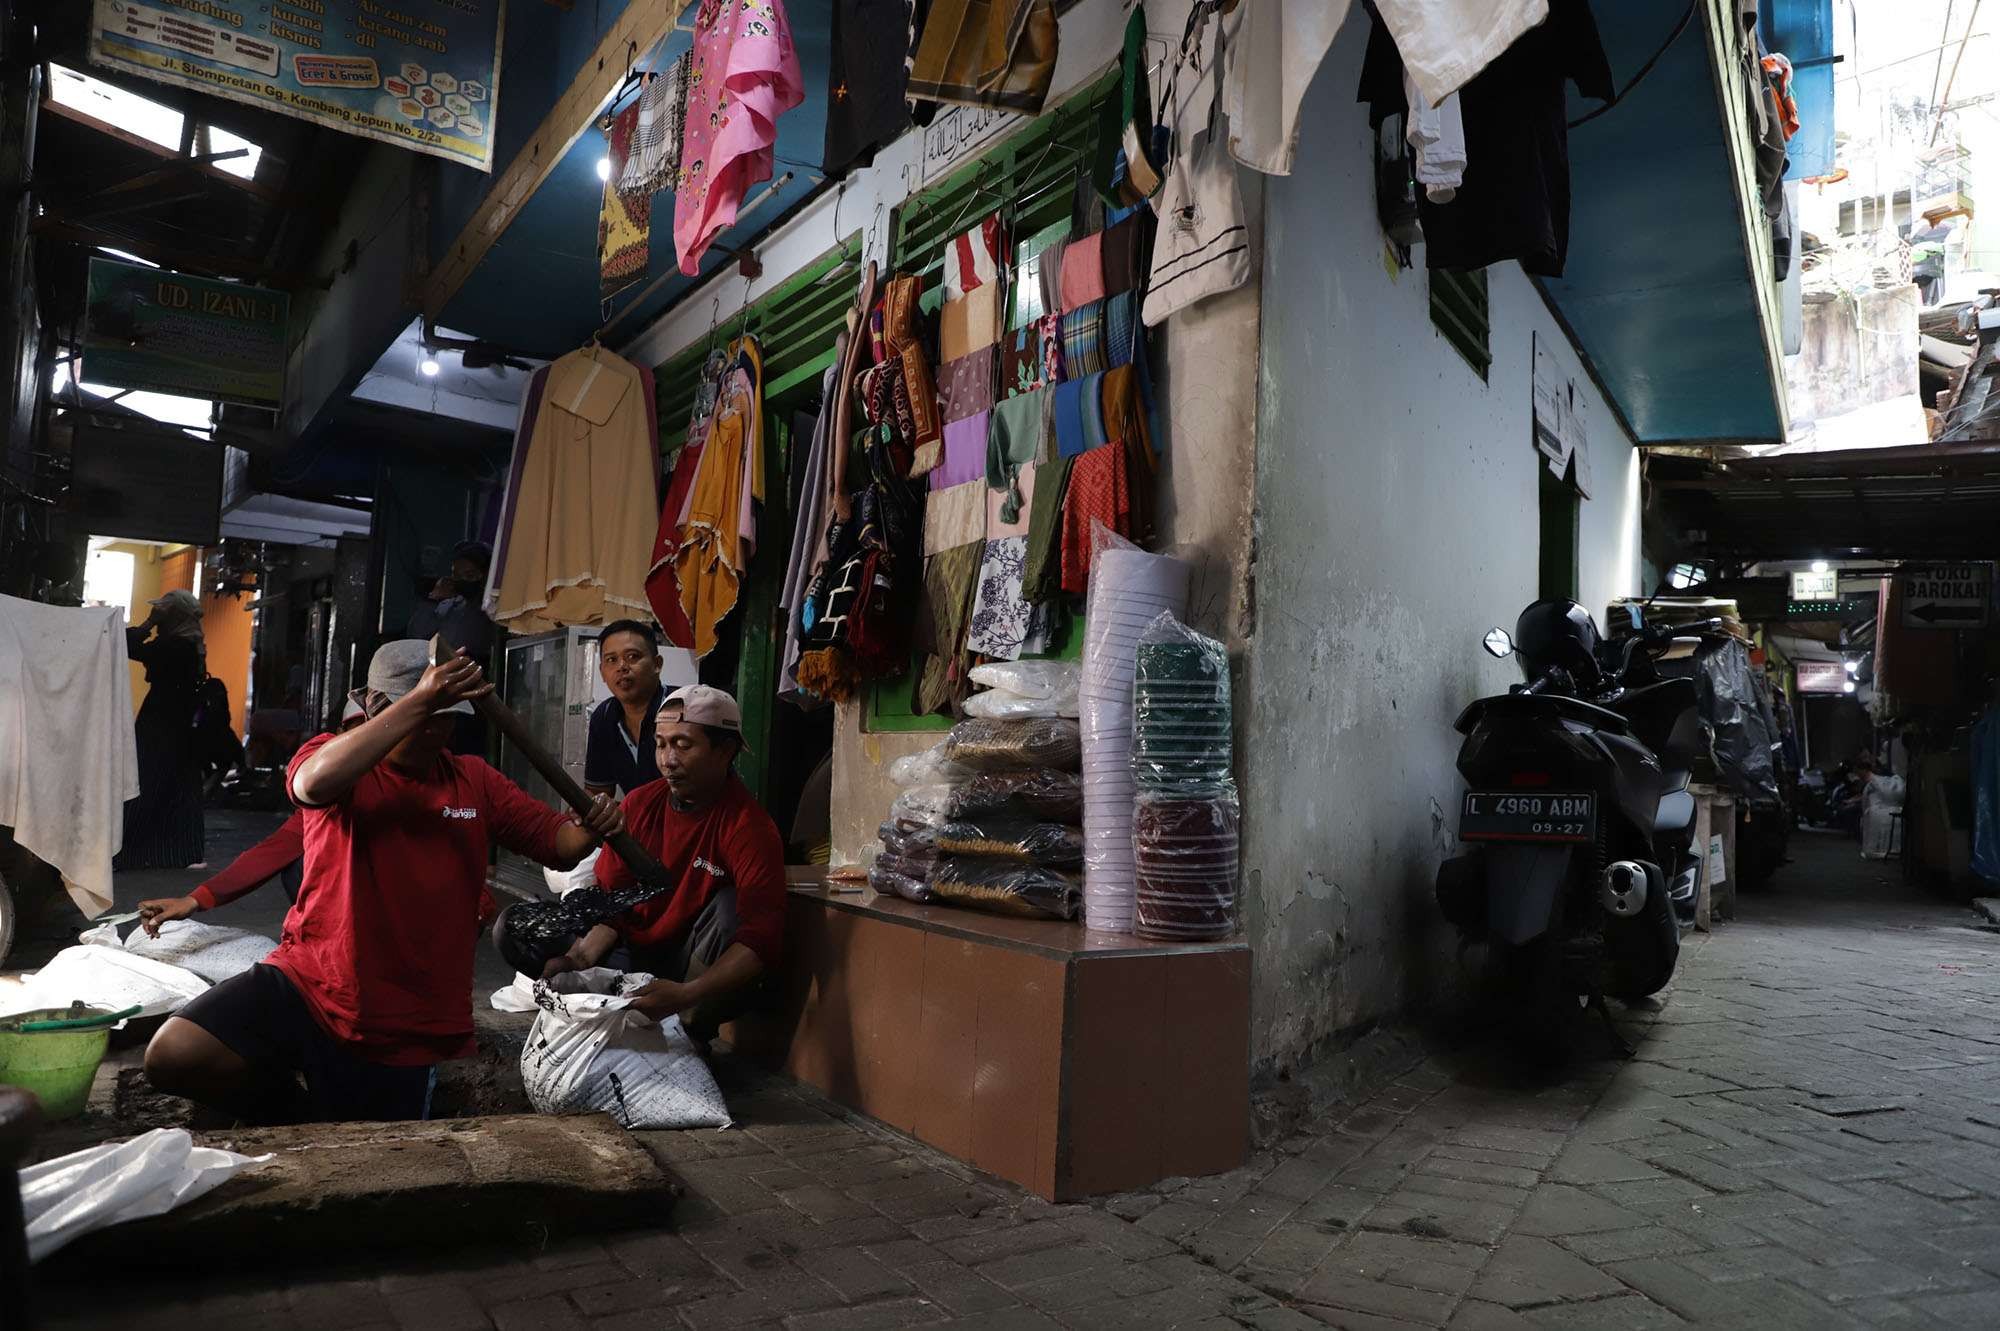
584, 620, 669, 800
118, 590, 207, 870
406, 540, 498, 757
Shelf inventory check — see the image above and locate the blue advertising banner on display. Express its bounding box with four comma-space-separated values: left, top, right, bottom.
89, 0, 505, 172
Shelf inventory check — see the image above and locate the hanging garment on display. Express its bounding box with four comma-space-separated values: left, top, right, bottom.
940, 284, 1003, 361
825, 0, 919, 176
965, 535, 1035, 660
945, 213, 1006, 301
675, 387, 752, 657
924, 476, 988, 555
933, 410, 989, 488
1406, 77, 1467, 202
1103, 291, 1138, 369
484, 364, 550, 612
914, 540, 985, 715
1060, 302, 1107, 378
1058, 231, 1105, 313
999, 322, 1044, 398
1013, 220, 1069, 329
1144, 8, 1251, 327
1051, 377, 1089, 459
645, 429, 707, 649
1037, 312, 1065, 385
1222, 0, 1351, 175
938, 345, 997, 423
494, 346, 663, 633
908, 0, 1059, 113
1099, 365, 1153, 466
1098, 213, 1147, 298
675, 0, 805, 275
0, 598, 139, 918
1020, 453, 1071, 604
1358, 1, 1612, 278
621, 54, 691, 199
1372, 0, 1549, 110
1059, 442, 1133, 597
882, 273, 943, 464
986, 388, 1046, 522
1032, 232, 1068, 323
1108, 4, 1167, 207
778, 360, 841, 702
600, 103, 651, 302
986, 461, 1035, 540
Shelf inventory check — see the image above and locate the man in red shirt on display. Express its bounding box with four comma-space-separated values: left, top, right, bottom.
541, 685, 785, 1045
142, 641, 623, 1123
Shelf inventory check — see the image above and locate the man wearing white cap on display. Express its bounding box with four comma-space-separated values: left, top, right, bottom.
143, 642, 624, 1122
542, 684, 786, 1045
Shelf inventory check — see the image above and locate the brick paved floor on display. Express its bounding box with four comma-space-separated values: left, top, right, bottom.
35, 832, 2000, 1329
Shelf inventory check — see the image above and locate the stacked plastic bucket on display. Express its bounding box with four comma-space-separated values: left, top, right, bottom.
1130, 613, 1239, 940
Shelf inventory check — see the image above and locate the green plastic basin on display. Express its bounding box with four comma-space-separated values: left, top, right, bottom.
0, 1004, 124, 1120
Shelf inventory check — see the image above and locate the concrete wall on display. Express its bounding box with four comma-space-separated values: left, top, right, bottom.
1785, 287, 1920, 428
1240, 18, 1642, 1072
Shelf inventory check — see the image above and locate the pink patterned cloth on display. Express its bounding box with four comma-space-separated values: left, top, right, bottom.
674, 0, 804, 275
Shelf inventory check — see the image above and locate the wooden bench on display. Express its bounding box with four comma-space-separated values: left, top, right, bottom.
726, 876, 1251, 1201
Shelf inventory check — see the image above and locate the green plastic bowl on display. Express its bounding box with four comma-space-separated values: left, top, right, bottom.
0, 1004, 136, 1120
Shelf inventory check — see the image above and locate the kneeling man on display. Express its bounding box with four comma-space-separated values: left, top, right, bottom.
144, 642, 623, 1123
543, 685, 785, 1044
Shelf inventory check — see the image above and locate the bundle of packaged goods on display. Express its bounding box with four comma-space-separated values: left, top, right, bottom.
1130, 613, 1238, 940
870, 666, 1086, 920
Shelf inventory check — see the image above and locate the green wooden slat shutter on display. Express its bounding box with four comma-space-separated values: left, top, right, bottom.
1430, 266, 1491, 380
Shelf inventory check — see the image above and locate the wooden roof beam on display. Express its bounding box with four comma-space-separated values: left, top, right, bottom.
422, 0, 694, 321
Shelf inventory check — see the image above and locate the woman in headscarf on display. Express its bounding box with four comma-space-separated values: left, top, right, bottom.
118, 589, 207, 870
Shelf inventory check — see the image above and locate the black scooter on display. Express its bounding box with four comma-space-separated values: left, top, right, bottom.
1435, 601, 1703, 1056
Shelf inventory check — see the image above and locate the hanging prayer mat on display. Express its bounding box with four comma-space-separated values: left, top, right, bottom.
600, 104, 651, 302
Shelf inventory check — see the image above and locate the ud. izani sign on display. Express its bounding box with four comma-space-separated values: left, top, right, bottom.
83, 258, 289, 409
89, 0, 505, 171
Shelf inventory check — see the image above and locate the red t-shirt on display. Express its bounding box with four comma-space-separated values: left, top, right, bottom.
273, 733, 569, 1066
193, 813, 306, 910
593, 776, 787, 968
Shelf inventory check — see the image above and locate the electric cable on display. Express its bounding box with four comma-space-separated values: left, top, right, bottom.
1570, 0, 1701, 130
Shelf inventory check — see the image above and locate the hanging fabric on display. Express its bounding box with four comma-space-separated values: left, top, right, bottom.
621, 54, 691, 200
825, 0, 921, 176
1221, 0, 1351, 175
778, 374, 836, 702
600, 103, 651, 302
908, 0, 1059, 113
940, 284, 1003, 361
492, 346, 662, 634
675, 0, 806, 275
1371, 0, 1549, 110
882, 274, 943, 474
673, 372, 753, 657
1144, 4, 1250, 327
945, 213, 1006, 301
1108, 5, 1167, 206
1058, 231, 1105, 313
1406, 77, 1467, 203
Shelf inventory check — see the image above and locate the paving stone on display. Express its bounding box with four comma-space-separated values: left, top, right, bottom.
897, 1261, 1021, 1315
1520, 1294, 1686, 1328
1466, 1236, 1623, 1309
1417, 1156, 1542, 1189
1309, 1230, 1480, 1299
1605, 1258, 1860, 1330
794, 1248, 913, 1303
1555, 1226, 1706, 1265
1054, 1209, 1179, 1260
1511, 1185, 1650, 1238
938, 1221, 1073, 1267
1546, 1143, 1663, 1186
1361, 1202, 1512, 1247
780, 1298, 947, 1330
1676, 1244, 1819, 1284
975, 1244, 1123, 1292
488, 1295, 587, 1331
1012, 1256, 1171, 1313
928, 1310, 1062, 1331
384, 1283, 491, 1330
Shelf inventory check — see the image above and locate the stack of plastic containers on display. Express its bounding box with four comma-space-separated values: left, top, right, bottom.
1080, 535, 1193, 932
1130, 613, 1239, 940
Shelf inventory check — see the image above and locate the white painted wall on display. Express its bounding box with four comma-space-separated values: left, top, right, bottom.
1240, 16, 1642, 1072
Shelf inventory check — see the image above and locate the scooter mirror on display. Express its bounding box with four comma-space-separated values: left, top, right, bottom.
1483, 627, 1515, 658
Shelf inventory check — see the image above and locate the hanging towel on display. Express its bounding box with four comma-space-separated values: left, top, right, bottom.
675, 0, 806, 274
939, 284, 1003, 361
621, 54, 691, 198
1058, 231, 1105, 312
934, 410, 990, 488
938, 345, 997, 423
1372, 0, 1548, 110
945, 213, 1006, 300
1406, 75, 1467, 202
0, 598, 139, 919
1060, 301, 1107, 378
1035, 235, 1068, 322
1051, 377, 1089, 458
494, 345, 663, 633
484, 364, 550, 613
1223, 0, 1351, 175
924, 476, 989, 554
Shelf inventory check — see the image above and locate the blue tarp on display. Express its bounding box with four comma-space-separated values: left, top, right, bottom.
1762, 0, 1836, 181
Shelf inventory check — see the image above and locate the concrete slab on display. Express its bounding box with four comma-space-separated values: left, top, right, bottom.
1972, 898, 2000, 928
42, 1113, 680, 1274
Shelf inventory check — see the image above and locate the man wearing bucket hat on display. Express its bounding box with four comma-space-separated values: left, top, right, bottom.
538, 684, 785, 1045
143, 642, 624, 1123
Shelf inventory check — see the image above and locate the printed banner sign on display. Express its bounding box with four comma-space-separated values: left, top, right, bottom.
83, 257, 289, 409
89, 0, 505, 172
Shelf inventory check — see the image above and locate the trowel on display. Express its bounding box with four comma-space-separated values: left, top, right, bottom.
425, 636, 676, 978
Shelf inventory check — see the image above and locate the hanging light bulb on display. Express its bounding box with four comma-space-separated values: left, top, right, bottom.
1843, 680, 1856, 694
1810, 559, 1830, 574
420, 355, 441, 377
597, 156, 612, 182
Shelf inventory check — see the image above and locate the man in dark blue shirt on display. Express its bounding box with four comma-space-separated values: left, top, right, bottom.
584, 619, 668, 799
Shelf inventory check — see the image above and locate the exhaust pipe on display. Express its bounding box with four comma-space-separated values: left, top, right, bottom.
1601, 860, 1649, 917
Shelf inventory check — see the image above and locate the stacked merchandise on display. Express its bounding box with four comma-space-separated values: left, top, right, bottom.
1130, 614, 1238, 940
1078, 531, 1192, 931
869, 708, 1085, 920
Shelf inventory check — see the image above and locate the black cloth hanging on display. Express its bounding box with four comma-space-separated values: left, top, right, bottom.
825, 0, 928, 177
1359, 0, 1612, 278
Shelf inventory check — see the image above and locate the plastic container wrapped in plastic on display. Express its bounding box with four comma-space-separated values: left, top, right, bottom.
931, 856, 1081, 920
1133, 791, 1239, 941
942, 717, 1082, 772
946, 770, 1085, 822
878, 820, 940, 861
963, 660, 1082, 719
935, 820, 1085, 865
1132, 611, 1235, 797
962, 688, 1081, 720
890, 742, 975, 788
870, 860, 936, 903
889, 783, 960, 828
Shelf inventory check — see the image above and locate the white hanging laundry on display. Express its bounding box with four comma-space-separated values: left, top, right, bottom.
1220, 0, 1352, 175
1375, 0, 1551, 110
1405, 75, 1466, 202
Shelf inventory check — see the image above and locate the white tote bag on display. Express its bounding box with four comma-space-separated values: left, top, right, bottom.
1142, 7, 1251, 328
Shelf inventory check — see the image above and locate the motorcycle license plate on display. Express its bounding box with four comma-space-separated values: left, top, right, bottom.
1460, 792, 1596, 843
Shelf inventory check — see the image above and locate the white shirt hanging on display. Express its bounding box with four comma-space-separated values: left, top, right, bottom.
1375, 0, 1551, 109
1220, 0, 1352, 175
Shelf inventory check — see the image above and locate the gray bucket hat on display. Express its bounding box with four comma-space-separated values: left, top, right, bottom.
364, 639, 474, 716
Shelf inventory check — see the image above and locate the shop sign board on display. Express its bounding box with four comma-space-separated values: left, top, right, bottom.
1790, 568, 1838, 601
88, 0, 505, 172
1794, 660, 1846, 694
83, 258, 289, 408
920, 102, 1025, 185
1900, 563, 1991, 629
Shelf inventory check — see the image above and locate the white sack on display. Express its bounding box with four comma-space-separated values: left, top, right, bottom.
82, 919, 275, 985
21, 1127, 271, 1262
2, 944, 208, 1020
521, 968, 731, 1130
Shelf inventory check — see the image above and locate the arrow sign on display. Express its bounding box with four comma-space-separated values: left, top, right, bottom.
1900, 563, 1992, 629
1911, 602, 1983, 625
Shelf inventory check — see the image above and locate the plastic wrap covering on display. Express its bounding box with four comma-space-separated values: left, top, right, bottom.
962, 688, 1081, 720
931, 856, 1081, 920
1132, 612, 1235, 797
878, 820, 940, 861
1661, 639, 1779, 805
1975, 707, 2000, 884
890, 743, 974, 787
946, 770, 1085, 822
1860, 775, 1906, 861
963, 661, 1082, 719
889, 783, 958, 828
1079, 525, 1194, 932
942, 717, 1082, 772
1134, 792, 1240, 941
936, 820, 1085, 865
870, 858, 936, 904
